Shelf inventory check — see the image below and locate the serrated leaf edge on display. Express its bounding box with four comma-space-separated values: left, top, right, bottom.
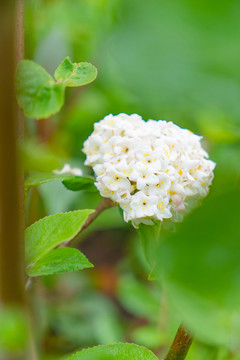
65, 342, 158, 360
25, 209, 94, 232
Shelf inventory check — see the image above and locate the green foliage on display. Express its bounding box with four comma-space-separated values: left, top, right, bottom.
16, 60, 64, 119
138, 221, 161, 275
117, 274, 160, 322
150, 188, 240, 349
24, 173, 96, 199
25, 209, 94, 266
54, 57, 97, 87
16, 57, 97, 119
65, 343, 158, 360
62, 175, 96, 192
131, 325, 168, 349
27, 248, 93, 276
25, 173, 73, 189
25, 173, 71, 200
21, 140, 64, 173
23, 0, 240, 357
49, 288, 124, 347
0, 307, 28, 352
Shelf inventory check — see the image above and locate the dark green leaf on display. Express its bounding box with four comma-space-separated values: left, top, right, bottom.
16, 60, 64, 119
54, 57, 97, 87
25, 209, 94, 266
27, 248, 93, 276
65, 343, 158, 360
62, 176, 96, 192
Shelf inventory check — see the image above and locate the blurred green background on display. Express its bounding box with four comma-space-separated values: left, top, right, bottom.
22, 0, 240, 359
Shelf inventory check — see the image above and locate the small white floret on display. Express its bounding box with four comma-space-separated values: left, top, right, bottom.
54, 164, 83, 176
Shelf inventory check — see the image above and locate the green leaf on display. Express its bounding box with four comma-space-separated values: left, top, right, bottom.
16, 60, 64, 119
24, 173, 73, 199
153, 188, 240, 349
25, 173, 72, 189
62, 176, 96, 192
24, 173, 97, 202
65, 343, 158, 360
25, 209, 94, 266
24, 173, 96, 200
27, 248, 93, 276
54, 57, 97, 87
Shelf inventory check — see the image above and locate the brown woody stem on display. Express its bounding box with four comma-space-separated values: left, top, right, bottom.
60, 197, 116, 247
0, 0, 25, 307
0, 0, 29, 359
164, 325, 193, 360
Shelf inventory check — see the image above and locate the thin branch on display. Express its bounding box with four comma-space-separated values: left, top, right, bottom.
60, 197, 116, 248
163, 325, 193, 360
25, 198, 116, 290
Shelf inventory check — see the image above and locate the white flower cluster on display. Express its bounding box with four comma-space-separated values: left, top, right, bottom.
83, 114, 215, 227
54, 164, 83, 176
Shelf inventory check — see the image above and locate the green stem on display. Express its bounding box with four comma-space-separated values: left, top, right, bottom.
163, 325, 193, 360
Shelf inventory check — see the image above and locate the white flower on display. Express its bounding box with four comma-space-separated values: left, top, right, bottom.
130, 192, 157, 218
129, 163, 160, 190
54, 164, 82, 176
83, 113, 215, 227
99, 166, 131, 192
155, 196, 172, 221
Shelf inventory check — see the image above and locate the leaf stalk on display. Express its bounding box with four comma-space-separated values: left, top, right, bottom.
163, 325, 193, 360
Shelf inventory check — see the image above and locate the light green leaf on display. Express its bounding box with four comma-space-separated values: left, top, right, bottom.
25, 209, 94, 266
66, 343, 158, 360
54, 57, 97, 87
27, 248, 93, 276
62, 176, 96, 192
16, 60, 64, 119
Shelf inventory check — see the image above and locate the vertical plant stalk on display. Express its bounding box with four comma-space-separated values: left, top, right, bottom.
0, 0, 27, 358
15, 0, 25, 141
163, 325, 193, 360
0, 0, 25, 306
